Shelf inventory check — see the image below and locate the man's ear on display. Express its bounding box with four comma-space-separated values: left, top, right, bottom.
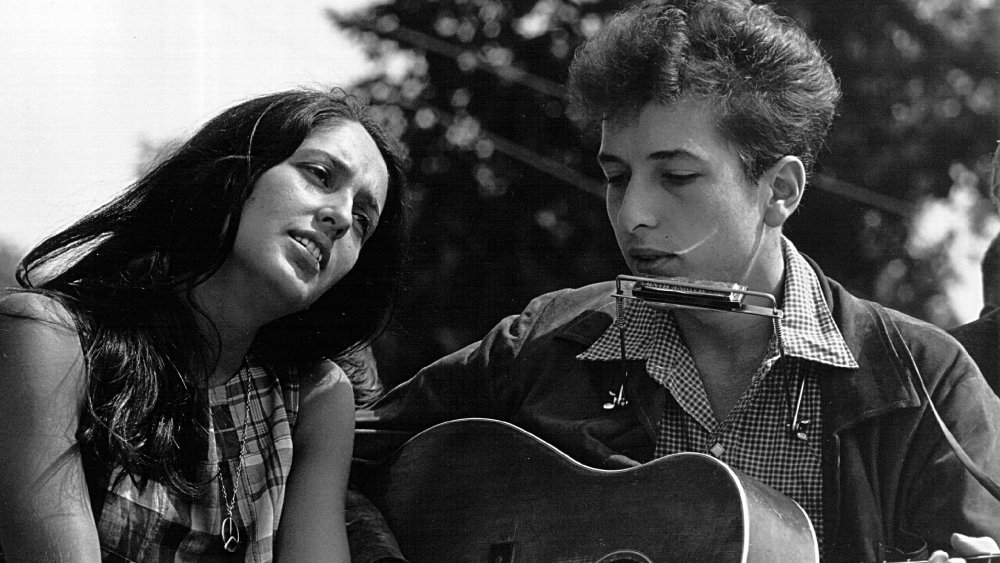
761, 156, 806, 228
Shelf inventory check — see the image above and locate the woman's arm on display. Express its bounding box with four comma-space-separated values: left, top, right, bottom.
275, 360, 355, 562
0, 293, 101, 561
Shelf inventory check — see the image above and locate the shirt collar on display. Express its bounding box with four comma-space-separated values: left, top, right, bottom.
577, 236, 859, 369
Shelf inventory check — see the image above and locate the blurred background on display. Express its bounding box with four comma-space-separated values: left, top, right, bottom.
2, 0, 999, 388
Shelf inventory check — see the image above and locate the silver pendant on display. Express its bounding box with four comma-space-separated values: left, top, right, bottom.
221, 516, 240, 552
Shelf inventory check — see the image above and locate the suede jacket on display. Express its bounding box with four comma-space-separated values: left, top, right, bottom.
351, 263, 1000, 563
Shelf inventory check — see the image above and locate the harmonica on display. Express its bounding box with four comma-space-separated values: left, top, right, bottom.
615, 274, 782, 319
631, 277, 746, 311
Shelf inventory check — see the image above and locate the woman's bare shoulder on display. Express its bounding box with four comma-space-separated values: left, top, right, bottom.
290, 358, 354, 456
0, 294, 96, 561
0, 291, 76, 327
0, 291, 86, 393
296, 358, 347, 389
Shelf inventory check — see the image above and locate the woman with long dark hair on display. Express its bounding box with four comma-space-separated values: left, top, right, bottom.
0, 87, 408, 561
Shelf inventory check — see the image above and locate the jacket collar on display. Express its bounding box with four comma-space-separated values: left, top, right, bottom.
553, 256, 922, 435
803, 254, 922, 432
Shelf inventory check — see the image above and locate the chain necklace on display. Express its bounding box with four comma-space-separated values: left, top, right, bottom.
219, 360, 253, 553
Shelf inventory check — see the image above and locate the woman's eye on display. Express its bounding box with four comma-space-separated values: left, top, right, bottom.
354, 212, 373, 240
303, 164, 330, 184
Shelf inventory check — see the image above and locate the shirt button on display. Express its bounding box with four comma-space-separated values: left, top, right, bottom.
710, 443, 726, 458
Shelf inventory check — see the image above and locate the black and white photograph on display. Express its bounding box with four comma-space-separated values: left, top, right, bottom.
2, 1, 1000, 561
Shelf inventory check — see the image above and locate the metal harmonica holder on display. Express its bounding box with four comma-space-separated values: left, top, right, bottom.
605, 275, 784, 411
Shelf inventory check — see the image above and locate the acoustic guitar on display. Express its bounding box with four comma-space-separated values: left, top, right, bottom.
364, 417, 819, 562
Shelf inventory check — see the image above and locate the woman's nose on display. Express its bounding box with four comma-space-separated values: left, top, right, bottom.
317, 194, 351, 240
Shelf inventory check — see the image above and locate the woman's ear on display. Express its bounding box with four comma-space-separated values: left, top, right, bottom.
761, 156, 806, 228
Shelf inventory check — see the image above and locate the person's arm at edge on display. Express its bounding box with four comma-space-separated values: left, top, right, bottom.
0, 292, 101, 561
927, 533, 999, 562
275, 360, 354, 562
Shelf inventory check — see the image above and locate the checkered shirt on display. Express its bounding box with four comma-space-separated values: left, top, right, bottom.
577, 237, 858, 553
95, 357, 304, 562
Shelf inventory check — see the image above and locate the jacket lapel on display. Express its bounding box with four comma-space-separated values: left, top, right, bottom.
554, 303, 666, 451
802, 253, 921, 431
820, 285, 921, 433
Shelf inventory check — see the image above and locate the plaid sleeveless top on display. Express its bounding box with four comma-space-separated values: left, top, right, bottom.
95, 359, 301, 562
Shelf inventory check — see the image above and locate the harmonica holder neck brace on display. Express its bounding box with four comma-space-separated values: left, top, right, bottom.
606, 275, 807, 440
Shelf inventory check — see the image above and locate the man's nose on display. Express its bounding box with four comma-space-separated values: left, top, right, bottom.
617, 178, 658, 232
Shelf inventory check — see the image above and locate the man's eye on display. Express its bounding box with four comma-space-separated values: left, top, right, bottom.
662, 172, 699, 185
605, 175, 628, 189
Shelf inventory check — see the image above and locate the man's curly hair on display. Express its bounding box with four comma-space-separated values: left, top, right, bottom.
568, 0, 841, 181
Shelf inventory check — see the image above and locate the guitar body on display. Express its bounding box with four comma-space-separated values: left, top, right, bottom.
365, 418, 819, 563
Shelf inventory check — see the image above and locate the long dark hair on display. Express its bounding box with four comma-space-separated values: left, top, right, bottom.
16, 88, 409, 496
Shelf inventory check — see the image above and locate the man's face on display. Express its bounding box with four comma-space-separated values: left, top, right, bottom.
599, 99, 770, 285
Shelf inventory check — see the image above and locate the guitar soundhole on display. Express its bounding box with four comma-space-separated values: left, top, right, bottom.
596, 550, 653, 563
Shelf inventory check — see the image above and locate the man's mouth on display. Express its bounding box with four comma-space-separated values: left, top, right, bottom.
628, 249, 679, 276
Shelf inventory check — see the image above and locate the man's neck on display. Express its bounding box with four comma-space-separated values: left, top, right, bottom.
671, 242, 787, 419
674, 310, 775, 420
673, 307, 775, 367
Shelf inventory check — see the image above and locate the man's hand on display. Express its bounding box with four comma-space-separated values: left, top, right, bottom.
928, 533, 1000, 562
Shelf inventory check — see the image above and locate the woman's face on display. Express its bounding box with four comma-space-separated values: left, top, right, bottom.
214, 120, 389, 322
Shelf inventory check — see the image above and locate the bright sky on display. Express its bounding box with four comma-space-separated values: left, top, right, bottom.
0, 0, 379, 254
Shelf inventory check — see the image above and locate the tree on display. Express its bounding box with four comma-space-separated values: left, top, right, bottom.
330, 0, 1000, 386
782, 0, 1000, 327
